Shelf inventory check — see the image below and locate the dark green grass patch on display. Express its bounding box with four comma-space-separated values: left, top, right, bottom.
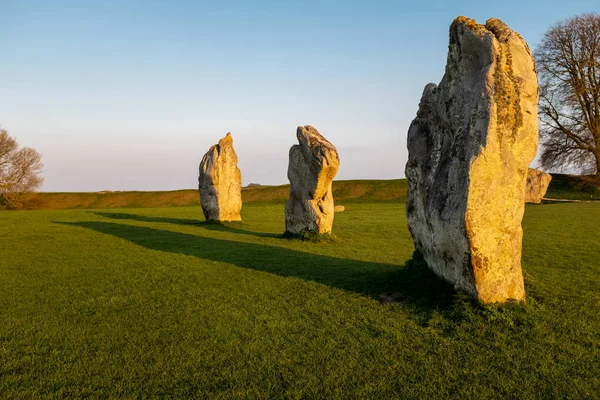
545, 174, 600, 200
0, 203, 599, 398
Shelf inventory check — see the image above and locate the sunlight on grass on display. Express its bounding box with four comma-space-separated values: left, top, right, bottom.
0, 203, 599, 397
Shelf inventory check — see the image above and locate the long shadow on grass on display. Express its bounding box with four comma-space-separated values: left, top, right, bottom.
60, 221, 458, 318
92, 212, 280, 238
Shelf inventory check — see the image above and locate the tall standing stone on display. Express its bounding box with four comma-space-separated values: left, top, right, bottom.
405, 17, 539, 303
525, 168, 552, 203
198, 133, 242, 222
285, 125, 340, 235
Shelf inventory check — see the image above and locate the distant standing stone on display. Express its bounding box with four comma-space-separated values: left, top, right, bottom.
285, 126, 340, 234
334, 205, 345, 212
198, 133, 242, 221
525, 169, 552, 203
405, 17, 539, 303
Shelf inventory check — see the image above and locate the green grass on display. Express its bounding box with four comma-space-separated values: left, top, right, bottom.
1, 203, 599, 398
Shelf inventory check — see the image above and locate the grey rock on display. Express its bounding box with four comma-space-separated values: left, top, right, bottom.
405, 17, 539, 303
285, 126, 340, 234
525, 168, 552, 203
198, 133, 242, 221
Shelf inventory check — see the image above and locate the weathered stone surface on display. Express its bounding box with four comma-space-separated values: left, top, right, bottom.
334, 205, 345, 212
525, 168, 552, 203
405, 17, 539, 303
198, 133, 242, 221
285, 126, 340, 234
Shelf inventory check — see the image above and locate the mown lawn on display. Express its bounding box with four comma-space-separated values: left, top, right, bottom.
0, 203, 599, 398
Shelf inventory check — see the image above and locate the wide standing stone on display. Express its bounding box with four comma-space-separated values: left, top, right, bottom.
285, 126, 340, 234
198, 133, 242, 221
525, 168, 552, 203
405, 17, 539, 303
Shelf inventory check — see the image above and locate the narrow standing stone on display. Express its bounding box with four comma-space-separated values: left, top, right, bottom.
198, 133, 242, 222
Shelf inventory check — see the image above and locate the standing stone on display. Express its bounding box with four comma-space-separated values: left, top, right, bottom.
405, 17, 539, 303
198, 133, 242, 221
525, 168, 552, 203
285, 126, 340, 234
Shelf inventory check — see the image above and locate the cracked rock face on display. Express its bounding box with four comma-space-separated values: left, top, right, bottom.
285, 126, 340, 234
198, 133, 242, 221
405, 17, 539, 303
525, 168, 552, 203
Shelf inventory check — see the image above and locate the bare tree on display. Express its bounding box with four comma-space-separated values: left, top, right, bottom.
0, 128, 44, 209
535, 13, 600, 182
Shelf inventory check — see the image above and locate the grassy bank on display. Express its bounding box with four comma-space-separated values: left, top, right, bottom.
1, 202, 599, 398
18, 174, 599, 211
22, 179, 408, 210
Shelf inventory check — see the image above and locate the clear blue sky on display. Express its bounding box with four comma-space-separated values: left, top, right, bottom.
1, 0, 597, 191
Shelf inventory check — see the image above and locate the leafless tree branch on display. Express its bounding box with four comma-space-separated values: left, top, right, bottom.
535, 13, 600, 179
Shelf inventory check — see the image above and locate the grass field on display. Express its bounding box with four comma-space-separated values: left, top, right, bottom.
1, 202, 599, 398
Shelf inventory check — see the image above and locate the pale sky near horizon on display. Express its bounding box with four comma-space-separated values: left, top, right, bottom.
1, 0, 598, 192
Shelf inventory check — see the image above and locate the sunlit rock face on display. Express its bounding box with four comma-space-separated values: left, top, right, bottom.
525, 168, 552, 203
198, 133, 242, 222
285, 125, 340, 235
405, 17, 539, 303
